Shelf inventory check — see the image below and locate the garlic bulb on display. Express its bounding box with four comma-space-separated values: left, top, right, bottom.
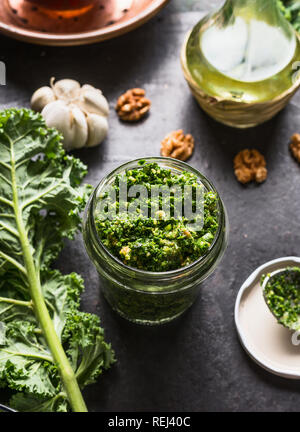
31, 78, 109, 151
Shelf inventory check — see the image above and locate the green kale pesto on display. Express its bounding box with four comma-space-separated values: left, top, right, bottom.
263, 267, 300, 331
95, 161, 219, 272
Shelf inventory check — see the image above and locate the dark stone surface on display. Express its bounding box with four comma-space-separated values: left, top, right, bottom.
0, 0, 300, 412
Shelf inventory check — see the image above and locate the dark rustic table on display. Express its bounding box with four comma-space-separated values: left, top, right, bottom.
1, 0, 300, 412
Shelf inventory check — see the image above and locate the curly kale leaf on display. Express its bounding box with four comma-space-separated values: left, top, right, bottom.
279, 0, 300, 31
10, 392, 69, 412
1, 271, 114, 411
63, 311, 115, 388
0, 109, 114, 412
0, 109, 91, 276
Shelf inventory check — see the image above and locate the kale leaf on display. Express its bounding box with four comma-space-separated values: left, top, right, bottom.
0, 109, 114, 412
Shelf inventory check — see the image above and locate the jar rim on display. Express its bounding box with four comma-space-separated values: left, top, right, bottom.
88, 156, 225, 278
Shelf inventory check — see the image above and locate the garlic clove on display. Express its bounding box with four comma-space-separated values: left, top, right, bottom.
81, 84, 95, 92
68, 104, 88, 149
86, 112, 108, 147
41, 99, 67, 119
42, 100, 88, 151
42, 100, 74, 150
31, 86, 55, 112
53, 79, 81, 102
78, 85, 109, 117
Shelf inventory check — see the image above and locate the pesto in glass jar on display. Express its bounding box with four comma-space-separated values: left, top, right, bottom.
95, 161, 219, 272
83, 158, 228, 325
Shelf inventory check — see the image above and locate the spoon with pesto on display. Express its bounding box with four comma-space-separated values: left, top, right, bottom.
262, 267, 300, 331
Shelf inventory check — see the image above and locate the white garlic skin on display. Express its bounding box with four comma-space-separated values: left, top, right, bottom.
41, 100, 88, 151
53, 79, 81, 101
78, 85, 109, 117
86, 113, 108, 147
31, 86, 55, 112
31, 78, 109, 151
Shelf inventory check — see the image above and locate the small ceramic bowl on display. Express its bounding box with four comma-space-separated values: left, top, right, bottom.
235, 256, 300, 379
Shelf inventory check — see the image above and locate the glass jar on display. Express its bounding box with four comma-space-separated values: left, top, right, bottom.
83, 157, 228, 325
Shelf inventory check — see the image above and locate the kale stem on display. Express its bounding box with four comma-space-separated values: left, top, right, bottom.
9, 138, 87, 413
0, 297, 32, 308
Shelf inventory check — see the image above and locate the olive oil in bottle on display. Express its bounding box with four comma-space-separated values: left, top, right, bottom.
183, 0, 300, 127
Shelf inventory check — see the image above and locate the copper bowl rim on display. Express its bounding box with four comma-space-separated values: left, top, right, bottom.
0, 0, 170, 46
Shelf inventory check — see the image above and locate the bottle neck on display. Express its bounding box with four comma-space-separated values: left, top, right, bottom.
220, 0, 295, 40
223, 0, 281, 23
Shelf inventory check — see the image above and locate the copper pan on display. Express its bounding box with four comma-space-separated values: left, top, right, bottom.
0, 0, 170, 46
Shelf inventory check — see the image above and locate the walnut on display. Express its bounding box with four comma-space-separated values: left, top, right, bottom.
234, 149, 267, 184
119, 246, 131, 260
116, 88, 151, 122
290, 134, 300, 163
183, 229, 192, 238
160, 130, 194, 161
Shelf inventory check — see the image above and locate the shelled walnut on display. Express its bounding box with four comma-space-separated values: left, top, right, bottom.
234, 149, 267, 184
290, 134, 300, 163
161, 129, 194, 161
116, 88, 151, 122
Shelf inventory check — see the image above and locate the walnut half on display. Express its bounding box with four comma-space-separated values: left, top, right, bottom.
290, 134, 300, 163
161, 130, 194, 161
116, 88, 151, 122
234, 149, 267, 184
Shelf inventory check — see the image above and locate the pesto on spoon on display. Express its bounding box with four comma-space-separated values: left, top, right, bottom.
262, 267, 300, 331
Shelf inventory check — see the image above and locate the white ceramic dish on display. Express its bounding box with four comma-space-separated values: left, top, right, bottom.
235, 256, 300, 379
